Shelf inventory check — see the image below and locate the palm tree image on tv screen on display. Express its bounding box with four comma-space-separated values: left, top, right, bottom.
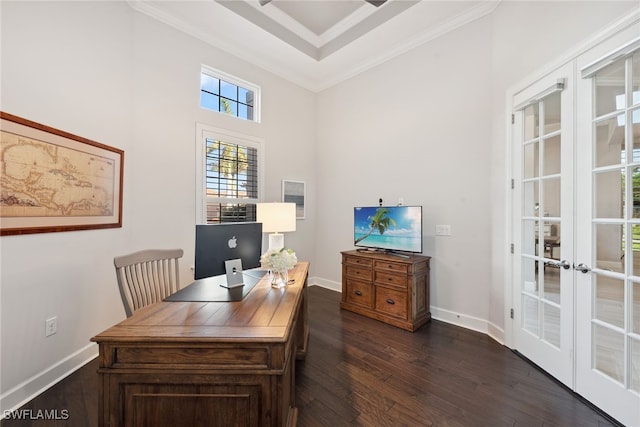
353, 206, 422, 253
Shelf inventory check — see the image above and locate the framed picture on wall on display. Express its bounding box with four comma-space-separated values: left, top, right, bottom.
282, 180, 305, 219
0, 112, 124, 236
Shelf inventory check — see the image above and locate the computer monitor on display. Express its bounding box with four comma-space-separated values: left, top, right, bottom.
194, 222, 263, 280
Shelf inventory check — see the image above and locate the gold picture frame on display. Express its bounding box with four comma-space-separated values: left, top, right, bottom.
1, 112, 124, 236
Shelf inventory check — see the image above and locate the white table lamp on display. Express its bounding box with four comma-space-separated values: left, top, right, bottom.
257, 202, 296, 251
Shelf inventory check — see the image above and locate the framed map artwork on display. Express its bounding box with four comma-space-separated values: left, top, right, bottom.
0, 112, 124, 236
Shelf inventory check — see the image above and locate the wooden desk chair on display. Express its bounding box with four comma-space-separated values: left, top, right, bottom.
114, 248, 184, 317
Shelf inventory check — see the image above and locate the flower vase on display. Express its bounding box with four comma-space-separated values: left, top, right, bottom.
270, 269, 288, 288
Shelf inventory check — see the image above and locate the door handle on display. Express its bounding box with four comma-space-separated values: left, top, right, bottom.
546, 259, 571, 270
574, 263, 591, 273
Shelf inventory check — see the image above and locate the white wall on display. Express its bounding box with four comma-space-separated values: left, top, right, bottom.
316, 16, 494, 331
0, 1, 316, 412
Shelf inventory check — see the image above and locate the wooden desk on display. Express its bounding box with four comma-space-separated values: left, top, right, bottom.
91, 262, 309, 427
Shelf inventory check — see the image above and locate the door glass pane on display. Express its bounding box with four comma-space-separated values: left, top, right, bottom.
595, 116, 625, 168
633, 108, 640, 174
523, 257, 537, 293
595, 274, 625, 328
595, 169, 624, 219
523, 219, 538, 256
633, 53, 640, 106
595, 60, 625, 117
632, 338, 640, 393
595, 223, 624, 273
543, 303, 560, 348
633, 167, 640, 219
632, 224, 640, 275
524, 142, 539, 179
594, 324, 624, 384
633, 281, 640, 333
543, 135, 561, 175
524, 103, 539, 140
543, 263, 560, 303
543, 178, 561, 217
543, 92, 561, 134
542, 221, 560, 260
523, 181, 539, 217
523, 294, 539, 336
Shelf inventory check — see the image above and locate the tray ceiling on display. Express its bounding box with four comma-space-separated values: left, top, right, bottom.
129, 0, 499, 91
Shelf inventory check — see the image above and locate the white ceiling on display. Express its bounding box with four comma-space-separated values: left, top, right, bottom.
128, 0, 500, 92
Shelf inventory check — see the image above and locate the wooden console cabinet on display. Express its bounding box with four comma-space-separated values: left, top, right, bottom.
340, 250, 431, 331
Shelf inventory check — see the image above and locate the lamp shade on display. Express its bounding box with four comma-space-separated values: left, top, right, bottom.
257, 203, 296, 233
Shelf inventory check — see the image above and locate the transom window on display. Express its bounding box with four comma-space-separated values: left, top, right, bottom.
200, 66, 260, 122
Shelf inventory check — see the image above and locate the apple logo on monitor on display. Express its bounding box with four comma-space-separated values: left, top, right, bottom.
228, 235, 237, 249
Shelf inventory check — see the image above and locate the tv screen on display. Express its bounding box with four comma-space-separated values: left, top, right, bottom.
354, 205, 423, 254
194, 222, 262, 280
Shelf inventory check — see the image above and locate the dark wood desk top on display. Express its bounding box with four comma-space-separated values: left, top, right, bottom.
92, 261, 309, 344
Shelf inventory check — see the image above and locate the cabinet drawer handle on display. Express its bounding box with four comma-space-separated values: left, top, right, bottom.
355, 290, 363, 296
386, 298, 395, 305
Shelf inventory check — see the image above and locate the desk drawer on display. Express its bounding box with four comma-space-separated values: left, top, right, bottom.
114, 344, 271, 369
346, 264, 373, 281
345, 279, 373, 307
374, 271, 407, 288
374, 260, 408, 274
374, 287, 407, 320
344, 255, 373, 267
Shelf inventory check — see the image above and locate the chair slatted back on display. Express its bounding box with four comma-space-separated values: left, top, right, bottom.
114, 249, 184, 317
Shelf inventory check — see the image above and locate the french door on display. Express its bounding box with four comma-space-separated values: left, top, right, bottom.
511, 62, 575, 388
511, 29, 640, 427
575, 35, 640, 426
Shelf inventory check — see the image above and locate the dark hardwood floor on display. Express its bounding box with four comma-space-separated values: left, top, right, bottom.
2, 286, 620, 426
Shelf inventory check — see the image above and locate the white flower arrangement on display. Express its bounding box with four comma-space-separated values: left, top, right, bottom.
260, 248, 297, 272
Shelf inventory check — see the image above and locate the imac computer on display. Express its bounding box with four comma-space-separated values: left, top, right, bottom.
194, 222, 262, 280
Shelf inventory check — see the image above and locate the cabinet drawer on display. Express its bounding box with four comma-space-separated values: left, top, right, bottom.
345, 264, 372, 281
374, 271, 407, 288
375, 287, 407, 320
346, 279, 373, 307
374, 260, 408, 274
344, 255, 373, 267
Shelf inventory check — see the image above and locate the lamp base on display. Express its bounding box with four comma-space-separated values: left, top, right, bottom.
268, 233, 284, 251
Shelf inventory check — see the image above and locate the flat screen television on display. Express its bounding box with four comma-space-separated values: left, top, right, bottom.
194, 222, 262, 280
354, 205, 423, 254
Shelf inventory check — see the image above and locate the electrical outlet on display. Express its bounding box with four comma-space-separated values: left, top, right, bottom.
45, 317, 57, 337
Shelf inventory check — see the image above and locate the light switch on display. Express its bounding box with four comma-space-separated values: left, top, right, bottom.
435, 224, 451, 236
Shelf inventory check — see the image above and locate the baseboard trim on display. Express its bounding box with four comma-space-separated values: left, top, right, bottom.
0, 343, 98, 417
430, 306, 489, 335
308, 276, 341, 292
